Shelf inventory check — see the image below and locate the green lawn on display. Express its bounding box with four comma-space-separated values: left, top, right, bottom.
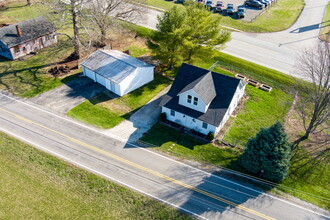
140, 123, 242, 169
223, 86, 292, 145
145, 0, 304, 32
0, 0, 50, 24
320, 2, 330, 41
68, 74, 172, 129
0, 131, 191, 219
146, 0, 184, 11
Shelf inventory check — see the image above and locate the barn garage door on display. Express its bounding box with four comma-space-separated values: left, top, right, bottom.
95, 74, 107, 87
85, 68, 95, 81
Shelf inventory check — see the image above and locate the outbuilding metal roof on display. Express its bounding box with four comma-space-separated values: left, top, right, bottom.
0, 16, 56, 48
80, 50, 153, 83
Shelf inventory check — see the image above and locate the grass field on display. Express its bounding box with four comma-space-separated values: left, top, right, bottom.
0, 131, 191, 219
67, 74, 172, 129
320, 2, 330, 42
146, 0, 304, 32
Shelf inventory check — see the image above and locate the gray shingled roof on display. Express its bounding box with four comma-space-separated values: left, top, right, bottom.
0, 16, 56, 48
160, 63, 243, 127
80, 50, 154, 84
178, 71, 216, 105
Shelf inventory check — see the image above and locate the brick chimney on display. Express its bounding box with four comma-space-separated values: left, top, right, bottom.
16, 25, 22, 37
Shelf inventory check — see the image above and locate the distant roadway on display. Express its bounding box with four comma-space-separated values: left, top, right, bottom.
1, 93, 329, 219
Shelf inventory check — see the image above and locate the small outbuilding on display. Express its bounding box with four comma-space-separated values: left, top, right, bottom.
80, 50, 154, 96
0, 16, 57, 60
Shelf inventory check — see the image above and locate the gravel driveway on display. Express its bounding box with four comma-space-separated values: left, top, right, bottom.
29, 76, 106, 113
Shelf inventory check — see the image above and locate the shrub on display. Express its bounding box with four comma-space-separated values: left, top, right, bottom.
159, 112, 167, 122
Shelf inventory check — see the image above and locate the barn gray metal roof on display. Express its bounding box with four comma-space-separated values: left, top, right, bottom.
80, 50, 154, 84
160, 63, 244, 127
0, 16, 56, 48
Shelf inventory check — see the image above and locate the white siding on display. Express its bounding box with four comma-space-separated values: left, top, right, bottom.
178, 89, 208, 113
118, 66, 154, 96
83, 67, 96, 81
96, 73, 107, 86
162, 107, 217, 135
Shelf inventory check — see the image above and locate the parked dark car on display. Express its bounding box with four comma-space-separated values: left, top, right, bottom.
244, 0, 264, 9
214, 1, 225, 12
205, 0, 213, 10
257, 0, 270, 7
237, 6, 245, 18
226, 3, 235, 15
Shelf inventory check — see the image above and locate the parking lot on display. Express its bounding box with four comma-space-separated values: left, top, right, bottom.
203, 0, 270, 22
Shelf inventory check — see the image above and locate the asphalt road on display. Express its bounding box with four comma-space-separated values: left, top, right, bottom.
135, 0, 328, 81
1, 92, 329, 219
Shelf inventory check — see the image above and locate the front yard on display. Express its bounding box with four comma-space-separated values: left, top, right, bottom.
67, 74, 172, 129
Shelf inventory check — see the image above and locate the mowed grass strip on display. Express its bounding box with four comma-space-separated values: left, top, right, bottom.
320, 2, 330, 41
67, 74, 172, 129
0, 131, 192, 219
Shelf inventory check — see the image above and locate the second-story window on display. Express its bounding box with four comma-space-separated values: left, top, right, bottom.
187, 95, 192, 103
193, 97, 198, 105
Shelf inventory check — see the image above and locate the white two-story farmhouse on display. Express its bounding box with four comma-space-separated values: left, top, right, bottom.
160, 63, 247, 135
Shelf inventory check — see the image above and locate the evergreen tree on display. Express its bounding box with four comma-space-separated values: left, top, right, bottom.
181, 2, 231, 61
147, 1, 230, 68
147, 6, 186, 69
239, 122, 291, 182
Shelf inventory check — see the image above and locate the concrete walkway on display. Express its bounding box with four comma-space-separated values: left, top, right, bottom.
103, 85, 171, 142
29, 77, 106, 113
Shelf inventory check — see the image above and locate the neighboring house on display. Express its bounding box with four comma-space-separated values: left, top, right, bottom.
80, 50, 154, 96
160, 63, 247, 136
0, 16, 57, 60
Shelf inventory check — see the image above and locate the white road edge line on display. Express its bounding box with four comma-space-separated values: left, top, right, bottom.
0, 92, 329, 218
0, 127, 207, 220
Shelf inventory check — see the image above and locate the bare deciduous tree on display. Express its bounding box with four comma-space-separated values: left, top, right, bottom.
293, 41, 330, 148
45, 0, 91, 59
85, 0, 146, 46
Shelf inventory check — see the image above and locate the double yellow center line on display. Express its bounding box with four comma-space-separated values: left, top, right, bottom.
0, 107, 276, 220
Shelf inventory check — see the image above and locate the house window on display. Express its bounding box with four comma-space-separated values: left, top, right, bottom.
187, 95, 192, 103
170, 110, 175, 116
13, 45, 20, 53
202, 122, 208, 129
193, 97, 198, 105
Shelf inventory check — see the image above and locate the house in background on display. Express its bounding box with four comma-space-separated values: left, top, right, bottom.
160, 63, 247, 136
0, 16, 57, 60
80, 50, 154, 96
